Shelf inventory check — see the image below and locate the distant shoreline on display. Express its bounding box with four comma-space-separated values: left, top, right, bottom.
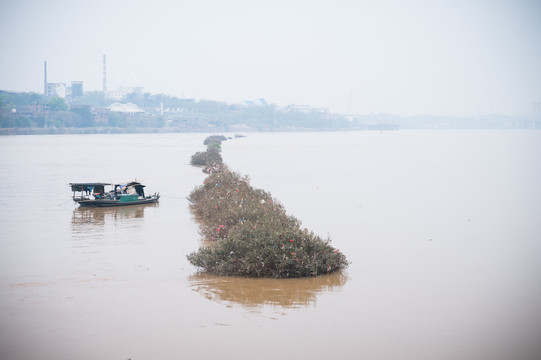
0, 124, 538, 136
0, 127, 201, 136
0, 126, 397, 135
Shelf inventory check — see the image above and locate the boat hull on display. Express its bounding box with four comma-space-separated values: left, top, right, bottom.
75, 197, 159, 207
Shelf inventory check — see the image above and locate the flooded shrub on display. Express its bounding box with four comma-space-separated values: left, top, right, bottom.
190, 147, 223, 167
188, 168, 285, 240
187, 164, 349, 278
187, 217, 348, 278
190, 135, 227, 168
203, 135, 227, 146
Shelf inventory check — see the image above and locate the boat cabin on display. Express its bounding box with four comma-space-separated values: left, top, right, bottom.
70, 182, 111, 200
69, 181, 159, 207
70, 182, 147, 201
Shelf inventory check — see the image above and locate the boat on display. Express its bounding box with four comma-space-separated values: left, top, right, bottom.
70, 181, 160, 207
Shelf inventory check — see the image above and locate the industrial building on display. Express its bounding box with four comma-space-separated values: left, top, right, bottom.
43, 61, 83, 100
70, 81, 83, 97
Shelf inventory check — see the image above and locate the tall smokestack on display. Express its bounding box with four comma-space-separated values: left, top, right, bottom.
102, 54, 107, 94
44, 61, 47, 96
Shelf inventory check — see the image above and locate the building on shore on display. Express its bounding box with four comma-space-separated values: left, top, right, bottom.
46, 82, 66, 98
70, 81, 83, 98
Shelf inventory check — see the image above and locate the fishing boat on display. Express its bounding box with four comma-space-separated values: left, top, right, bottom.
70, 181, 160, 207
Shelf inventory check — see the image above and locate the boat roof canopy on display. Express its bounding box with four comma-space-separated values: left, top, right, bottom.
127, 181, 145, 188
70, 183, 111, 191
70, 182, 145, 192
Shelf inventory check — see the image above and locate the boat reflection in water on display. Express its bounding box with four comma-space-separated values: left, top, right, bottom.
73, 204, 149, 223
189, 271, 348, 309
71, 204, 157, 245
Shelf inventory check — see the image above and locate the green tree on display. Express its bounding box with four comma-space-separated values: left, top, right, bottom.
15, 115, 33, 128
108, 112, 128, 127
33, 115, 46, 128
122, 92, 141, 105
0, 90, 45, 108
53, 111, 81, 127
48, 97, 68, 111
0, 114, 16, 128
70, 106, 93, 127
151, 115, 165, 128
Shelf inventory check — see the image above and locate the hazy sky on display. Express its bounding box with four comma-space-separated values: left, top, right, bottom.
1, 0, 540, 116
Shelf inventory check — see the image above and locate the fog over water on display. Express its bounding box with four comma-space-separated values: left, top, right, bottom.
1, 0, 540, 115
0, 131, 540, 359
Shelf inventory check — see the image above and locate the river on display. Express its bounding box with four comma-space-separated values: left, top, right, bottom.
1, 130, 540, 360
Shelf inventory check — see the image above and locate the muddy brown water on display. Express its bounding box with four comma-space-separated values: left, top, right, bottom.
1, 131, 540, 360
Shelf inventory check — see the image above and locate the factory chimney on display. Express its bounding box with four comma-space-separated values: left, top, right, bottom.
44, 61, 47, 96
102, 54, 107, 94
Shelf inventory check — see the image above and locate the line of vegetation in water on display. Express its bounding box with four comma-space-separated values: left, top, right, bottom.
187, 135, 349, 278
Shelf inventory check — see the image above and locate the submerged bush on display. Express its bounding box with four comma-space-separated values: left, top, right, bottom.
190, 147, 223, 167
190, 135, 227, 169
188, 168, 286, 240
187, 164, 349, 278
203, 135, 227, 146
187, 217, 348, 277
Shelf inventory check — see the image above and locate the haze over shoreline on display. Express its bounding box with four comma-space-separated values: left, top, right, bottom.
1, 0, 540, 117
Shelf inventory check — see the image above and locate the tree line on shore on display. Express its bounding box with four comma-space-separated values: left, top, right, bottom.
187, 135, 349, 278
0, 90, 354, 131
0, 90, 167, 129
4, 89, 530, 131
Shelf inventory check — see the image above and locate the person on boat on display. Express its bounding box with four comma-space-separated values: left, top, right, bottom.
94, 189, 103, 199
